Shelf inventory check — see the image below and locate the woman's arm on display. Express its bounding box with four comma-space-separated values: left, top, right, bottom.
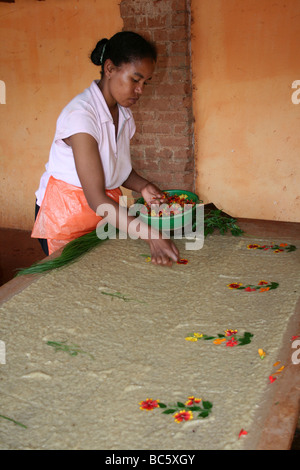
68, 132, 139, 235
122, 168, 149, 194
122, 168, 165, 205
67, 133, 179, 266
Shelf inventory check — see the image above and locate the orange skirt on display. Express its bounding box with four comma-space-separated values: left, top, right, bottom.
32, 176, 122, 255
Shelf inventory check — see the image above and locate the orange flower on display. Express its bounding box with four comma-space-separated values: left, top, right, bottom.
258, 280, 268, 285
213, 338, 226, 345
259, 287, 270, 292
185, 396, 202, 406
139, 398, 160, 411
227, 282, 243, 289
174, 410, 193, 423
258, 348, 266, 359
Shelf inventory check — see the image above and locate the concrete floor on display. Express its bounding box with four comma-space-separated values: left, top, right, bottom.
0, 220, 299, 449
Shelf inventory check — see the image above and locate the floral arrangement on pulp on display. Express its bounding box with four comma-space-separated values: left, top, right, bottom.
185, 329, 253, 347
227, 280, 279, 292
247, 243, 296, 253
16, 206, 244, 276
139, 396, 213, 422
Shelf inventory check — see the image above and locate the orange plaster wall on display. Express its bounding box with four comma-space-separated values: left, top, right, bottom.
0, 0, 123, 230
191, 0, 300, 222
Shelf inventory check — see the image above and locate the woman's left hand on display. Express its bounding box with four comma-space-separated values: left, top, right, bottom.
141, 182, 165, 206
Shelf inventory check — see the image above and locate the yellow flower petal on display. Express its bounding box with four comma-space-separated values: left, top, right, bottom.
193, 333, 203, 338
258, 348, 266, 359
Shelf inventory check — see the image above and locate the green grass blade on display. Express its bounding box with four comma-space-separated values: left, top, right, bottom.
0, 414, 27, 428
15, 226, 115, 276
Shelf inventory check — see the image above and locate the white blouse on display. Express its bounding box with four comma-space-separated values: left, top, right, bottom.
35, 80, 135, 206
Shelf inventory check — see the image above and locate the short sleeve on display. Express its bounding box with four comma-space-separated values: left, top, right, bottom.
126, 109, 136, 140
55, 107, 101, 145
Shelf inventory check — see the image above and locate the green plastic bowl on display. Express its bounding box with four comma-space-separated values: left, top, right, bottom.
135, 189, 200, 231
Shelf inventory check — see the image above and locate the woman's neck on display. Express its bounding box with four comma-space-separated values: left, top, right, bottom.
97, 79, 117, 115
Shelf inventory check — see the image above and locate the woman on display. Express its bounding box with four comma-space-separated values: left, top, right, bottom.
32, 31, 179, 266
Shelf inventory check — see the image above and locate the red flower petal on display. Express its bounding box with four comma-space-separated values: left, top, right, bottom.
238, 429, 248, 439
177, 258, 188, 264
139, 398, 160, 410
226, 338, 238, 347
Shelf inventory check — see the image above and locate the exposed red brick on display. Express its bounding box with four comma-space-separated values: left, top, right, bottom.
142, 122, 174, 135
171, 0, 187, 10
120, 0, 195, 193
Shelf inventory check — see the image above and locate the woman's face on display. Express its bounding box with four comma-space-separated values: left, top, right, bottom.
103, 57, 155, 108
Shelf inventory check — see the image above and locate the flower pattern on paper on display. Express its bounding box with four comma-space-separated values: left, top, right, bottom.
227, 281, 279, 292
139, 396, 213, 422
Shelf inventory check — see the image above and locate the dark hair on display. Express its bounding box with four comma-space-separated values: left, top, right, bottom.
90, 31, 157, 73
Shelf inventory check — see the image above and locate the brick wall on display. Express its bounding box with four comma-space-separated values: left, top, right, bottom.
120, 0, 195, 193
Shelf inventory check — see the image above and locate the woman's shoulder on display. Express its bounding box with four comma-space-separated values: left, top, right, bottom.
55, 83, 101, 129
54, 83, 102, 141
62, 83, 95, 113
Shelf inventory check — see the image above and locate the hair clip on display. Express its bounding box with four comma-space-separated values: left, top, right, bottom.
100, 43, 107, 65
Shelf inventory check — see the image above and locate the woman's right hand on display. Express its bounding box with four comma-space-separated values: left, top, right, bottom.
146, 237, 180, 266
